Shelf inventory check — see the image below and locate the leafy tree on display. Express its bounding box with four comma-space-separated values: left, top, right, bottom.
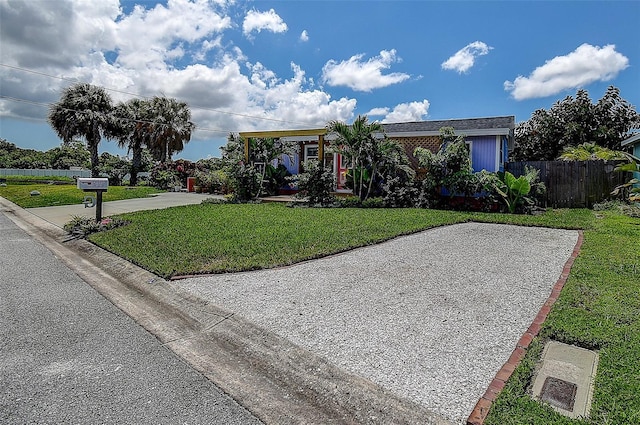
143, 96, 194, 163
0, 139, 49, 169
513, 86, 640, 161
47, 141, 90, 169
558, 143, 628, 161
48, 83, 115, 177
97, 152, 130, 186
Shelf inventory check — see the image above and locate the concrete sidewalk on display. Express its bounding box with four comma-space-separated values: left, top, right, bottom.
28, 192, 220, 227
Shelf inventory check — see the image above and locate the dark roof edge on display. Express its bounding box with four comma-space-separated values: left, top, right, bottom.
381, 116, 515, 134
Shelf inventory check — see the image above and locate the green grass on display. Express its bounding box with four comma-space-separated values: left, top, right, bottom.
0, 182, 162, 208
0, 174, 74, 183
89, 203, 470, 277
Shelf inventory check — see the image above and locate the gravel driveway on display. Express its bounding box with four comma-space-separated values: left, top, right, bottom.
174, 222, 579, 424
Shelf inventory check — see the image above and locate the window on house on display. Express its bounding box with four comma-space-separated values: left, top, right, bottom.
304, 145, 318, 162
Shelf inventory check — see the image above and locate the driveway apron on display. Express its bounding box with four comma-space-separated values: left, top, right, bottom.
174, 222, 579, 424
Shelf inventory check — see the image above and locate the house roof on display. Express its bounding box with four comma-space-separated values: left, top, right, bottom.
382, 116, 515, 137
241, 116, 516, 142
621, 133, 640, 147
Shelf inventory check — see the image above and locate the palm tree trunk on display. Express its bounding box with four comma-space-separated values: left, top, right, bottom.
130, 144, 141, 186
89, 142, 99, 178
365, 164, 377, 201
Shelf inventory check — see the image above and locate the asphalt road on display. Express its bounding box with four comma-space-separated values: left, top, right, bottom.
0, 212, 261, 425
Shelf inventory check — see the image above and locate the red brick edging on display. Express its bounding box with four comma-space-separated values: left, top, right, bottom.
466, 230, 584, 425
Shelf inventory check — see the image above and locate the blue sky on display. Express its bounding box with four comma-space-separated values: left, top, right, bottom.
1, 0, 638, 161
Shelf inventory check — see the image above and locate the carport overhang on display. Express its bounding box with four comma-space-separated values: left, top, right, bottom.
239, 129, 328, 162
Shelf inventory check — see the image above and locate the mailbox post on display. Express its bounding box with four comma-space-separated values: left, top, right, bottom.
77, 178, 109, 222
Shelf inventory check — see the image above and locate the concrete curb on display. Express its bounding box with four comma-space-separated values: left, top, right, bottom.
466, 230, 584, 425
0, 197, 452, 425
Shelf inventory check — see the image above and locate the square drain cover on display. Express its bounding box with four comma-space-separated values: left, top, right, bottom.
540, 377, 577, 411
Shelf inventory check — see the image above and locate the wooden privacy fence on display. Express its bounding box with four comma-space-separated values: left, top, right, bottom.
506, 160, 629, 208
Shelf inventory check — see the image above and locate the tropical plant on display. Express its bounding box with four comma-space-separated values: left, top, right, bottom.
148, 163, 180, 190
220, 134, 254, 201
414, 127, 477, 207
327, 115, 385, 200
143, 96, 194, 163
194, 169, 226, 193
611, 152, 640, 203
221, 133, 297, 200
48, 83, 116, 177
247, 137, 297, 197
480, 167, 545, 213
263, 163, 291, 196
558, 143, 628, 161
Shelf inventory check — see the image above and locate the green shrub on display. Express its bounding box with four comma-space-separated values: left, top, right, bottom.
414, 127, 478, 208
63, 215, 129, 238
291, 160, 335, 206
382, 176, 418, 208
361, 197, 384, 208
336, 195, 363, 208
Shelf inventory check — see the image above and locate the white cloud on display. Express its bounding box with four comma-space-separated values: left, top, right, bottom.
0, 0, 121, 69
442, 41, 492, 74
380, 100, 430, 123
300, 30, 309, 42
242, 8, 288, 38
0, 0, 358, 144
504, 44, 629, 100
365, 107, 390, 116
114, 0, 232, 69
321, 49, 410, 92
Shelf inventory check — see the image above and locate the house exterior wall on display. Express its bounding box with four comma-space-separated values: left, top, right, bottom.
467, 135, 501, 172
633, 144, 640, 184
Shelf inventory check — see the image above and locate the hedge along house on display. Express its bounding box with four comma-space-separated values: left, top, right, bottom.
239, 116, 515, 194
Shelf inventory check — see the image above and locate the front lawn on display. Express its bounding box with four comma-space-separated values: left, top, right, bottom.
0, 182, 162, 208
87, 203, 639, 423
89, 203, 471, 277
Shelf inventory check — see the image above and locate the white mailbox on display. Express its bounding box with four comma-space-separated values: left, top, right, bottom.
77, 178, 109, 191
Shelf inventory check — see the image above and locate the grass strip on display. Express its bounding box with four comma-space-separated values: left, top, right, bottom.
0, 183, 161, 208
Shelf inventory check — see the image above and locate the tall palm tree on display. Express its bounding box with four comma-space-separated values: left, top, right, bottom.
110, 98, 152, 186
48, 83, 114, 177
327, 115, 384, 199
145, 96, 194, 163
